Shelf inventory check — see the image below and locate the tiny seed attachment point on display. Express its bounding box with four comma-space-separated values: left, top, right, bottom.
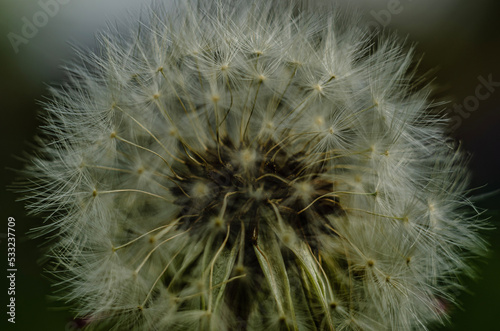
313, 84, 323, 92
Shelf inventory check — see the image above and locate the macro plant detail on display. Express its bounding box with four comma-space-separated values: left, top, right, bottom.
19, 0, 486, 330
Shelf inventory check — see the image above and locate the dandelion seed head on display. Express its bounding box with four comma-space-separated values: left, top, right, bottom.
19, 0, 487, 330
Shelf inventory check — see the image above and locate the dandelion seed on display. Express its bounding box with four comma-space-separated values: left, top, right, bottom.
19, 0, 487, 330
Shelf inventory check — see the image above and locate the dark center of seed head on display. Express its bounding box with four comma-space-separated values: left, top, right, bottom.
170, 139, 342, 235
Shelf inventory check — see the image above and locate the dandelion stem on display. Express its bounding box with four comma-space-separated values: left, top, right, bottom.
113, 135, 182, 180
97, 189, 173, 203
208, 225, 231, 312
134, 228, 191, 275
112, 216, 195, 251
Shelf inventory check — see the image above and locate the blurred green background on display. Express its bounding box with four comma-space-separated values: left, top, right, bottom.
1, 0, 499, 330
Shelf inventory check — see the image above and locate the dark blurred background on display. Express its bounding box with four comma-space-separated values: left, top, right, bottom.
1, 0, 499, 330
